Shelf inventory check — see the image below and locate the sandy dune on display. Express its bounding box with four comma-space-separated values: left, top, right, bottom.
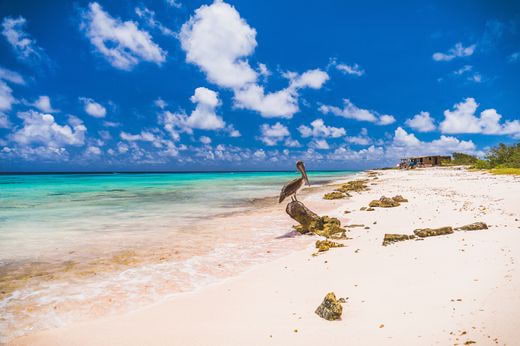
12, 167, 520, 346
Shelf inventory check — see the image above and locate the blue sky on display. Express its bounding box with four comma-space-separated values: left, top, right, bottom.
0, 0, 519, 171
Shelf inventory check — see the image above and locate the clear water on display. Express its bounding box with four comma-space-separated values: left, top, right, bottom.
0, 170, 357, 341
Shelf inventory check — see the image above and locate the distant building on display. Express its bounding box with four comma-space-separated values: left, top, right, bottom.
400, 155, 451, 168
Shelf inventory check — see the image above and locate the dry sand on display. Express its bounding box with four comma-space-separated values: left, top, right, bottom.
11, 167, 520, 346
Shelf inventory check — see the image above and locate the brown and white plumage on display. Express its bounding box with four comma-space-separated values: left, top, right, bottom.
278, 161, 309, 203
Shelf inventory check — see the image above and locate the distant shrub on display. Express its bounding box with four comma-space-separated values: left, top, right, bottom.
455, 142, 520, 172
472, 159, 491, 169
451, 152, 478, 165
486, 143, 520, 168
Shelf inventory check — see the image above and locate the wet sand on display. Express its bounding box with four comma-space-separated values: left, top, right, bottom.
10, 167, 520, 345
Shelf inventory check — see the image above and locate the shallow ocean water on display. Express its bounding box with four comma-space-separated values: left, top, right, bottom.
0, 170, 356, 341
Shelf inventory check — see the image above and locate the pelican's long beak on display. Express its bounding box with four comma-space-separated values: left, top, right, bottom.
301, 165, 310, 186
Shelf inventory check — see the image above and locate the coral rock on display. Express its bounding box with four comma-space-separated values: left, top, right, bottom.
315, 292, 343, 321
369, 196, 401, 208
413, 226, 453, 238
392, 195, 408, 203
316, 240, 344, 252
382, 233, 416, 246
455, 222, 488, 231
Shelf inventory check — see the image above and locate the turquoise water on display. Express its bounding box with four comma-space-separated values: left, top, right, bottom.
0, 171, 356, 261
0, 170, 358, 341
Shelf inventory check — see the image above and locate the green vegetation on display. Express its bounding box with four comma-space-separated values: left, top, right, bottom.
450, 142, 520, 175
450, 152, 479, 165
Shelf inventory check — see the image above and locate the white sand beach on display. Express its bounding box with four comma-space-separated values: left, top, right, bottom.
11, 167, 520, 346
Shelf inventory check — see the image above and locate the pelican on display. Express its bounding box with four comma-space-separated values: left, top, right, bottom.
278, 161, 310, 203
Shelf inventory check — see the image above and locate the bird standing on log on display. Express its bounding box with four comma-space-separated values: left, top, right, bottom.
278, 161, 310, 203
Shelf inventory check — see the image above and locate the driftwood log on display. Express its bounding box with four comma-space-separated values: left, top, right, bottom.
285, 200, 347, 239
286, 201, 320, 233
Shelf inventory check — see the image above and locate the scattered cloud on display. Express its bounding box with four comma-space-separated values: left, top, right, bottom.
433, 42, 476, 62
390, 126, 476, 156
0, 112, 10, 128
80, 2, 166, 70
453, 65, 472, 75
405, 111, 436, 132
298, 118, 345, 138
179, 1, 257, 89
11, 111, 86, 147
509, 52, 520, 63
440, 97, 520, 137
378, 114, 396, 125
1, 16, 46, 64
0, 66, 25, 85
165, 0, 182, 8
0, 66, 25, 112
319, 99, 395, 125
184, 87, 225, 130
33, 96, 58, 113
154, 98, 167, 109
159, 87, 227, 141
179, 1, 328, 118
135, 6, 175, 37
346, 128, 372, 146
85, 145, 102, 155
0, 81, 16, 111
336, 63, 364, 76
309, 139, 330, 150
80, 97, 107, 118
468, 73, 482, 83
253, 148, 266, 159
233, 69, 328, 118
199, 135, 212, 144
258, 122, 290, 146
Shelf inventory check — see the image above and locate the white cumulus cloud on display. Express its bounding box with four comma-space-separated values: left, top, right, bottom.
159, 87, 227, 139
33, 96, 58, 113
319, 99, 395, 125
439, 97, 520, 137
0, 81, 16, 111
298, 118, 345, 138
80, 97, 107, 118
11, 111, 86, 147
258, 122, 290, 146
180, 1, 328, 118
81, 2, 166, 70
199, 136, 212, 144
405, 111, 436, 132
179, 0, 257, 89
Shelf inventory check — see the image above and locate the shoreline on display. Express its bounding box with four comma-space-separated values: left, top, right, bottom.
1, 171, 361, 343
10, 167, 520, 345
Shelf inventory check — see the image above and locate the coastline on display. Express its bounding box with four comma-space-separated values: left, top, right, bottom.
10, 167, 520, 345
1, 171, 359, 343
